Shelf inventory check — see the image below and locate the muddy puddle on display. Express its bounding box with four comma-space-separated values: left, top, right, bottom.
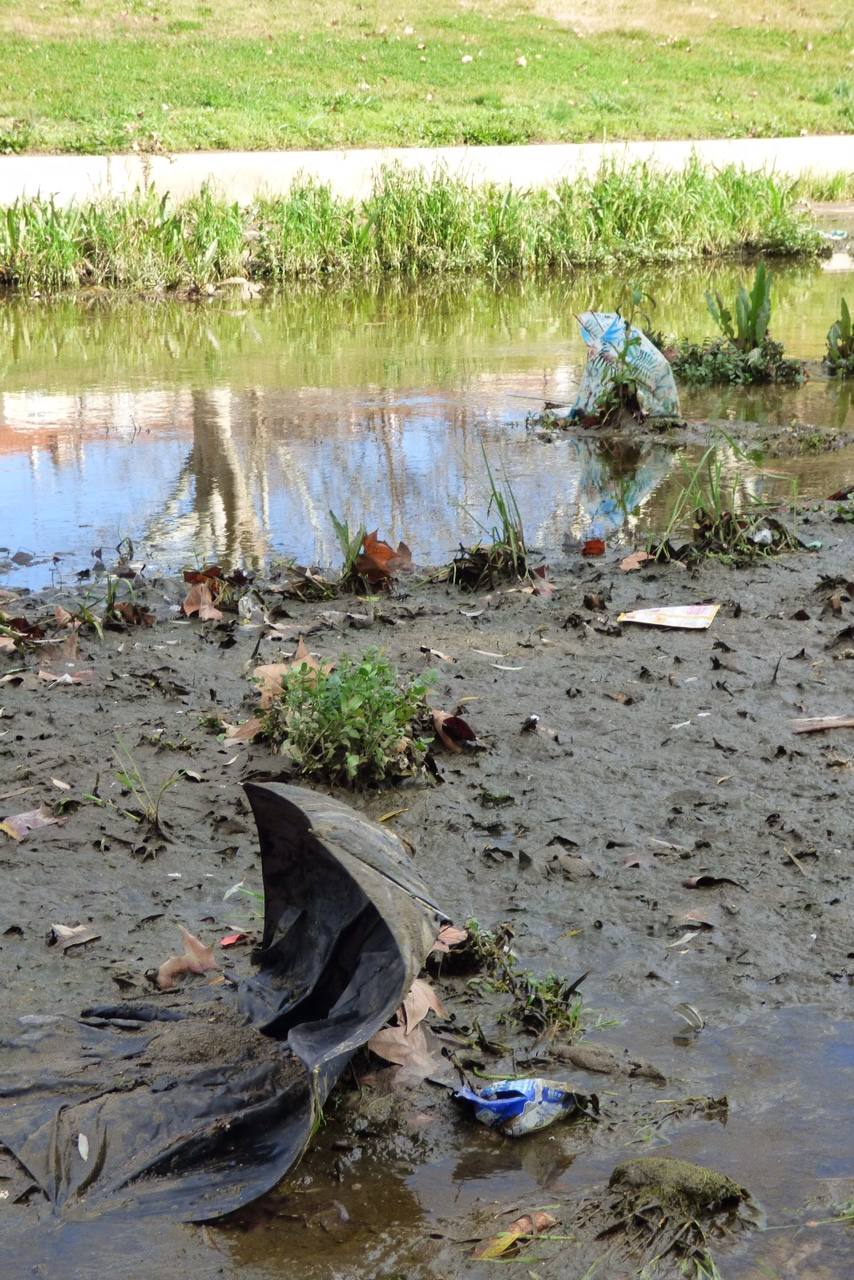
2, 258, 853, 590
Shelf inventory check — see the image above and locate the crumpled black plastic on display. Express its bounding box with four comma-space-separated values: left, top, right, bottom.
0, 782, 443, 1227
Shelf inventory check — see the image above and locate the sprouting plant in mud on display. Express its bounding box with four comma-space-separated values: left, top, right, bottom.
651, 437, 803, 565
462, 918, 586, 1039
329, 510, 366, 589
114, 740, 181, 836
450, 445, 527, 589
672, 262, 805, 386
261, 649, 435, 786
825, 297, 854, 376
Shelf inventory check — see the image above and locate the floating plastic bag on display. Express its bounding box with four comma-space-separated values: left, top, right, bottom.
456, 1077, 599, 1136
569, 312, 680, 420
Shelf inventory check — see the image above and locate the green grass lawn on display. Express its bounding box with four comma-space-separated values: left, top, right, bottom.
1, 0, 852, 154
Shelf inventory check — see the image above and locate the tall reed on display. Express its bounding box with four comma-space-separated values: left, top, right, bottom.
0, 162, 823, 293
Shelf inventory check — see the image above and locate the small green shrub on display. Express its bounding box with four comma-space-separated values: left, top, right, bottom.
825, 297, 854, 376
671, 336, 805, 386
674, 263, 804, 385
261, 650, 434, 786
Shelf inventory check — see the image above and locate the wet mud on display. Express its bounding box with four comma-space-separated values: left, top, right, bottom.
2, 509, 853, 1276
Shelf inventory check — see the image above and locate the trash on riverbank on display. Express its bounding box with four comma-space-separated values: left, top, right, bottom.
0, 784, 444, 1224
617, 603, 720, 629
456, 1076, 599, 1136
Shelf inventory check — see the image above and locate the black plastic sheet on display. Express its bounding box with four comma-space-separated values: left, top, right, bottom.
0, 783, 443, 1228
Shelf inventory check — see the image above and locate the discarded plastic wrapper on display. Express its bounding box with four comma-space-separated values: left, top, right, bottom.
556, 312, 680, 421
618, 603, 721, 630
456, 1077, 599, 1136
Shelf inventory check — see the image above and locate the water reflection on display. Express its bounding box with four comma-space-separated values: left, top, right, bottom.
1, 265, 852, 586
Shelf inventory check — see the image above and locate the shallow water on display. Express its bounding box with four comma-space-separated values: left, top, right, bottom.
2, 258, 853, 589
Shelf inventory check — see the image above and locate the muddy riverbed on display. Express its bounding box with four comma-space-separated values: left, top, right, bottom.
2, 510, 853, 1277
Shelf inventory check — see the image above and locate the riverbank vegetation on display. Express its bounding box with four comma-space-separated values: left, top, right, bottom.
1, 0, 852, 153
0, 164, 824, 293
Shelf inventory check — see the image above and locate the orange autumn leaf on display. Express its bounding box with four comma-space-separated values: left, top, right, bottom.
581, 538, 606, 557
620, 550, 654, 573
432, 709, 477, 752
156, 926, 219, 991
473, 1212, 559, 1260
355, 531, 413, 585
222, 715, 263, 748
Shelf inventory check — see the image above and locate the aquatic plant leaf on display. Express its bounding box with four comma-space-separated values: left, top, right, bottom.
0, 806, 59, 841
155, 926, 218, 991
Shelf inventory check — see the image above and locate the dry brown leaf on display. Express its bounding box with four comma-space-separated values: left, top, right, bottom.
355, 531, 413, 585
254, 638, 331, 709
430, 924, 468, 954
37, 669, 95, 686
432, 709, 477, 752
222, 715, 263, 748
0, 637, 15, 654
48, 922, 101, 950
53, 605, 78, 628
473, 1212, 559, 1260
0, 806, 59, 841
367, 1021, 443, 1082
620, 550, 654, 572
182, 582, 223, 622
156, 926, 218, 991
402, 977, 447, 1032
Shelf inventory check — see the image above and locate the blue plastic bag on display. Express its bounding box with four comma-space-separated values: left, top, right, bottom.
456, 1077, 598, 1136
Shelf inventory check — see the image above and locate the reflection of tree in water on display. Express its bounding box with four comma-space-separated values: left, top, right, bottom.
145, 390, 268, 568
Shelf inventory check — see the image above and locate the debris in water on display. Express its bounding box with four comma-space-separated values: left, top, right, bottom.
456, 1077, 599, 1136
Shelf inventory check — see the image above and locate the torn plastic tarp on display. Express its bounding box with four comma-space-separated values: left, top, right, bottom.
560, 311, 680, 420
0, 782, 444, 1227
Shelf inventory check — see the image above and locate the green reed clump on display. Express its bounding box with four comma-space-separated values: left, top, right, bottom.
0, 163, 823, 293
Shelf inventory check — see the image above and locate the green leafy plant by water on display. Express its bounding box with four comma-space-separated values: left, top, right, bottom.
652, 437, 802, 565
672, 264, 804, 386
261, 649, 435, 787
450, 445, 527, 589
825, 297, 854, 376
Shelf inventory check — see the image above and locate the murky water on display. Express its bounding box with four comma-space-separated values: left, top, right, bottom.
2, 258, 853, 589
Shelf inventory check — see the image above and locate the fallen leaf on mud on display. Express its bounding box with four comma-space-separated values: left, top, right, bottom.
473, 1212, 559, 1261
493, 663, 523, 671
111, 601, 155, 628
355, 532, 413, 585
222, 716, 263, 748
219, 931, 248, 947
182, 582, 223, 622
666, 930, 700, 949
254, 638, 331, 708
792, 715, 854, 734
581, 538, 606, 557
51, 778, 71, 791
367, 1020, 441, 1081
472, 648, 504, 657
0, 637, 16, 654
420, 646, 455, 662
37, 669, 95, 686
520, 565, 555, 597
432, 709, 477, 752
77, 1133, 89, 1162
683, 873, 743, 890
430, 924, 468, 954
620, 550, 654, 572
623, 853, 654, 869
54, 605, 76, 628
402, 977, 447, 1032
155, 927, 219, 990
0, 807, 59, 841
675, 908, 719, 930
47, 922, 101, 950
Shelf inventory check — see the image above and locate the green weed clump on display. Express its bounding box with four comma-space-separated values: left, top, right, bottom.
261, 650, 434, 787
672, 263, 805, 385
451, 447, 527, 589
0, 164, 824, 294
825, 297, 854, 376
652, 438, 802, 565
